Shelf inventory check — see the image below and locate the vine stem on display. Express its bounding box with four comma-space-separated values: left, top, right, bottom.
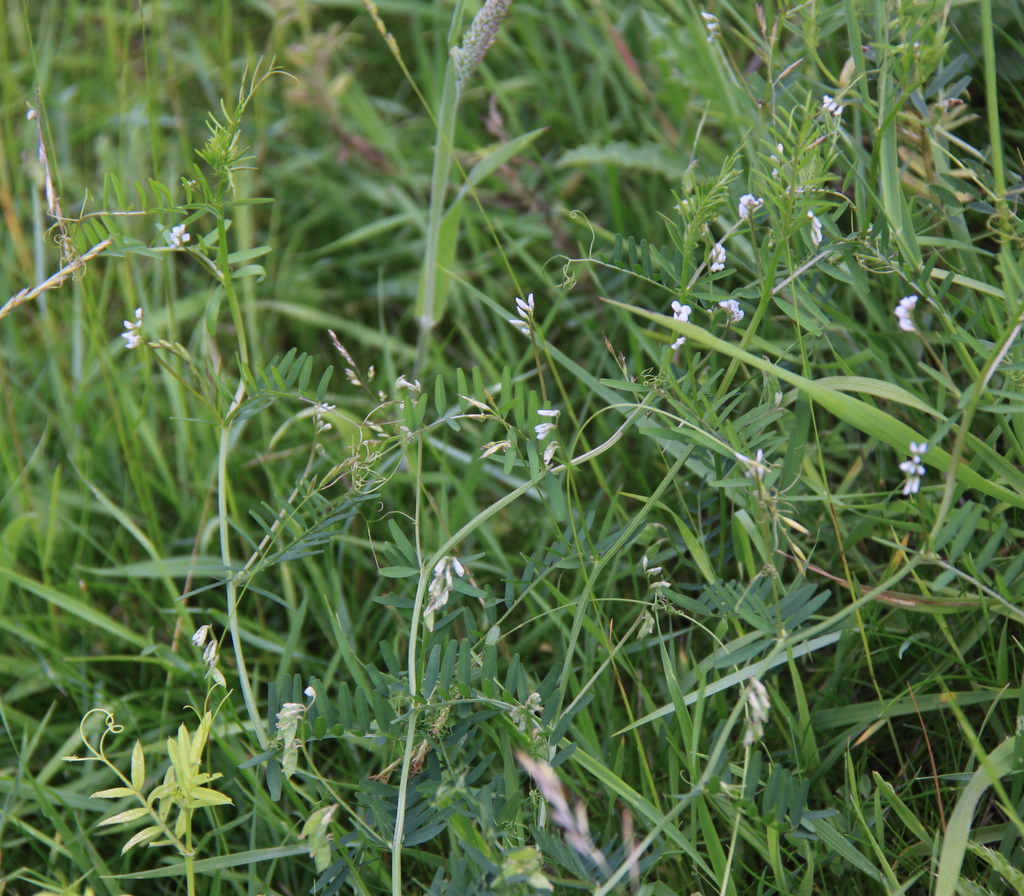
219, 379, 267, 751
389, 394, 660, 892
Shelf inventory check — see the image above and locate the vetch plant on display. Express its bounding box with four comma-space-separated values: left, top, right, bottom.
65, 705, 232, 896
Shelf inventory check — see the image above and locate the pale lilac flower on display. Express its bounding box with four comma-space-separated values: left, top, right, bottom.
304, 686, 317, 699
535, 422, 556, 441
718, 299, 743, 323
709, 242, 726, 273
895, 294, 918, 332
738, 194, 763, 222
808, 211, 823, 246
170, 224, 191, 248
670, 300, 691, 349
822, 94, 842, 117
121, 307, 144, 349
899, 442, 927, 495
701, 10, 720, 42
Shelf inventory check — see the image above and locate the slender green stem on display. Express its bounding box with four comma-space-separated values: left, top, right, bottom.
216, 216, 249, 368
219, 382, 267, 751
413, 61, 459, 376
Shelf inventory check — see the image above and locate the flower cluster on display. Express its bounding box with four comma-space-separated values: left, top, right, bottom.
744, 678, 771, 746
899, 441, 927, 496
169, 224, 191, 249
701, 11, 720, 42
709, 242, 726, 272
670, 301, 691, 349
424, 555, 468, 631
895, 294, 918, 332
535, 408, 560, 466
718, 299, 743, 323
738, 193, 764, 222
313, 402, 334, 435
121, 307, 144, 350
192, 624, 226, 687
822, 94, 843, 117
808, 211, 823, 246
509, 292, 534, 336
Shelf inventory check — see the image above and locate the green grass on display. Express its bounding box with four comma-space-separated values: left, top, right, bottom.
2, 0, 1024, 894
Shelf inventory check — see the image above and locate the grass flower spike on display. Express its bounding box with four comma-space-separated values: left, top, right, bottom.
453, 0, 513, 96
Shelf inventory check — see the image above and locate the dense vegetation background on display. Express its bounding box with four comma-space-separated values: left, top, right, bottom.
2, 1, 1024, 894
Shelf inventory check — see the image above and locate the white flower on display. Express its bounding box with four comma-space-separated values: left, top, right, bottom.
709, 242, 726, 273
543, 440, 558, 466
670, 301, 691, 349
535, 422, 556, 440
895, 294, 918, 332
738, 194, 764, 222
537, 408, 560, 419
170, 223, 191, 248
898, 442, 928, 495
701, 10, 720, 42
808, 211, 823, 246
822, 94, 842, 117
121, 307, 144, 349
744, 678, 771, 746
304, 686, 317, 699
313, 402, 335, 434
394, 375, 422, 392
737, 448, 768, 480
515, 292, 535, 320
718, 299, 744, 323
424, 555, 468, 630
192, 624, 211, 647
